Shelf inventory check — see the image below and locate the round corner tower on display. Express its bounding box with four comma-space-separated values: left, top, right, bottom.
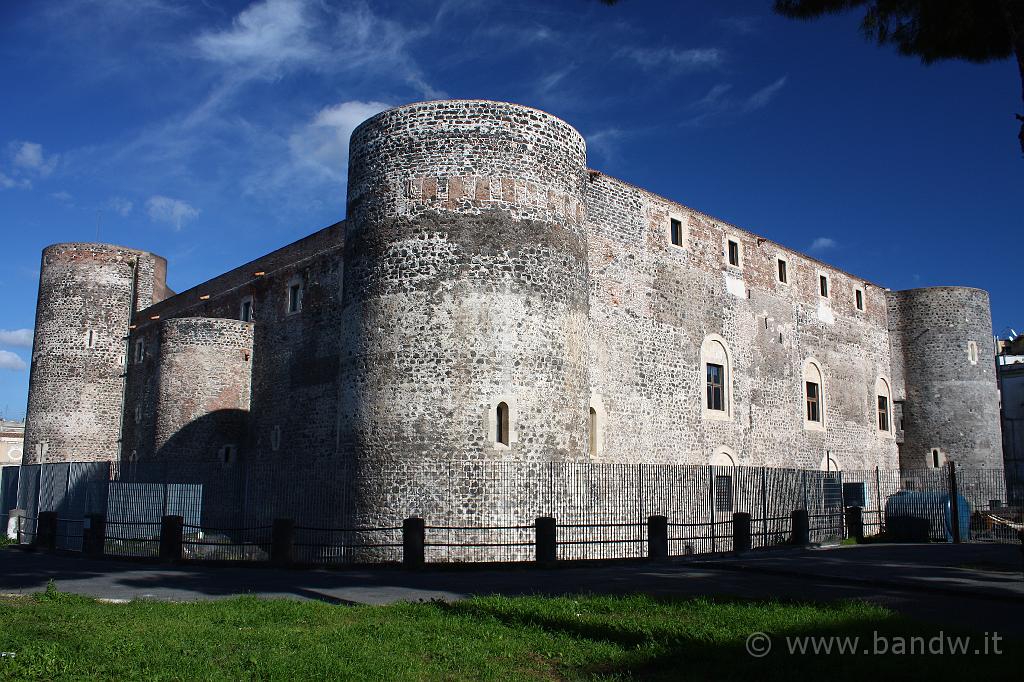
888, 286, 1003, 474
339, 100, 591, 517
23, 243, 167, 464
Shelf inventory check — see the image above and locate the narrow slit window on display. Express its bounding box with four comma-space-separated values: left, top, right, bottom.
287, 283, 302, 314
932, 449, 941, 469
727, 240, 740, 267
877, 395, 889, 431
670, 218, 683, 247
87, 330, 95, 348
496, 402, 510, 446
240, 298, 253, 322
134, 339, 145, 364
806, 381, 821, 422
777, 259, 787, 284
819, 275, 829, 298
855, 289, 864, 311
706, 364, 725, 411
588, 407, 597, 456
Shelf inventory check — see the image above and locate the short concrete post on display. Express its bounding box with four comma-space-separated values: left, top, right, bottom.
790, 509, 809, 545
647, 515, 668, 560
535, 516, 557, 564
403, 517, 425, 568
732, 512, 751, 553
947, 462, 961, 544
845, 506, 864, 542
83, 513, 106, 556
271, 518, 295, 566
159, 515, 184, 562
36, 511, 58, 550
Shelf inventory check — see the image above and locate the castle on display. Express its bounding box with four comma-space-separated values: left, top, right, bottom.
21, 100, 1005, 525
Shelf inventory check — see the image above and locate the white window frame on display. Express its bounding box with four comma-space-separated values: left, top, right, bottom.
803, 358, 826, 431
776, 255, 790, 285
855, 286, 866, 312
817, 272, 831, 299
724, 235, 743, 270
875, 377, 893, 435
701, 335, 733, 421
286, 278, 303, 315
967, 340, 979, 365
668, 214, 686, 249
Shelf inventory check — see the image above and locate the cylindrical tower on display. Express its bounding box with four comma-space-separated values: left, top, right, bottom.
339, 100, 591, 524
888, 287, 1003, 473
153, 317, 254, 463
23, 243, 167, 464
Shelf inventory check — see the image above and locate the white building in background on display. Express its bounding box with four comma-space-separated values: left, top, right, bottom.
0, 420, 24, 465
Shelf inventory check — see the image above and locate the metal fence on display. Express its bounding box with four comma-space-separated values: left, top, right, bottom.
4, 458, 1019, 564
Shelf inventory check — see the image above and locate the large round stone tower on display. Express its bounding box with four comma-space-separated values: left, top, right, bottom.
888, 287, 1003, 474
339, 100, 591, 522
23, 243, 168, 464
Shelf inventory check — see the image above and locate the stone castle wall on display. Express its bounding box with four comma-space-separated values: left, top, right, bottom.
22, 100, 1003, 524
23, 243, 166, 464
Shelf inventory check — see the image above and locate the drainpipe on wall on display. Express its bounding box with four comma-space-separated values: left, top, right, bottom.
115, 259, 139, 463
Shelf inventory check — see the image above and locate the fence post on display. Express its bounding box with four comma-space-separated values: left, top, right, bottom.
732, 512, 751, 553
535, 516, 557, 564
271, 518, 295, 567
159, 515, 184, 561
875, 466, 884, 533
845, 506, 864, 542
83, 513, 106, 557
36, 511, 57, 550
790, 509, 809, 545
647, 515, 668, 560
402, 517, 425, 568
947, 462, 961, 544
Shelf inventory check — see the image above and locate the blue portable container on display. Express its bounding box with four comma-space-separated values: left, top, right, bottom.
884, 491, 971, 542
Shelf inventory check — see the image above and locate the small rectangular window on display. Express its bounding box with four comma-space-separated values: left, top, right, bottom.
134, 339, 145, 364
806, 381, 820, 422
670, 218, 683, 247
287, 283, 302, 314
240, 298, 253, 322
706, 364, 725, 411
86, 330, 95, 348
855, 289, 864, 311
877, 395, 889, 431
777, 259, 787, 284
714, 474, 733, 512
727, 240, 740, 267
819, 275, 829, 298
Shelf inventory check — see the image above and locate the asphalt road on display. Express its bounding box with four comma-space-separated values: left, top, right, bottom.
2, 543, 1022, 636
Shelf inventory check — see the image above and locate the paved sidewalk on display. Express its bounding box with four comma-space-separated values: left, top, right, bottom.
2, 543, 1022, 635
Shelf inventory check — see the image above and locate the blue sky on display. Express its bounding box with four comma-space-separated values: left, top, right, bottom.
0, 0, 1020, 419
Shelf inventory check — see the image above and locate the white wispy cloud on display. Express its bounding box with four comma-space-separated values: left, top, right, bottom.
146, 195, 200, 230
12, 141, 59, 176
684, 76, 789, 126
809, 237, 838, 252
51, 190, 73, 203
586, 128, 626, 164
0, 329, 33, 348
108, 197, 133, 216
286, 100, 391, 183
0, 171, 31, 190
620, 46, 723, 72
0, 350, 27, 371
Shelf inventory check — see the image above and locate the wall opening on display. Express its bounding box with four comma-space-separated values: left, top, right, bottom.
670, 218, 683, 247
588, 407, 597, 456
701, 335, 732, 421
496, 402, 510, 446
777, 258, 788, 284
803, 359, 825, 430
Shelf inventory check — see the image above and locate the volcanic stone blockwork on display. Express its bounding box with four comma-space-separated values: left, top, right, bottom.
23, 243, 168, 464
887, 287, 1003, 471
22, 99, 1003, 494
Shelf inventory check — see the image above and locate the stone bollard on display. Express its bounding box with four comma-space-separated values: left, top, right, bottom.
36, 511, 58, 550
159, 515, 184, 562
403, 517, 425, 568
271, 518, 295, 567
647, 515, 668, 560
83, 514, 106, 557
845, 506, 864, 542
790, 509, 809, 545
535, 517, 557, 564
732, 512, 751, 553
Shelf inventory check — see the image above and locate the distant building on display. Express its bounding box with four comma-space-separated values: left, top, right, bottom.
997, 335, 1024, 503
0, 420, 24, 466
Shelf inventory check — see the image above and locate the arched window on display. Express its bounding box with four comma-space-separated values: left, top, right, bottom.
875, 377, 892, 433
803, 359, 825, 430
701, 335, 733, 420
496, 402, 510, 446
710, 447, 737, 513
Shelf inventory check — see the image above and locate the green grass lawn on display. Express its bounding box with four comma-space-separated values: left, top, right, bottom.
0, 584, 1018, 680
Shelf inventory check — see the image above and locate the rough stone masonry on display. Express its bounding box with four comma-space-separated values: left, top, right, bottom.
21, 100, 1005, 525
